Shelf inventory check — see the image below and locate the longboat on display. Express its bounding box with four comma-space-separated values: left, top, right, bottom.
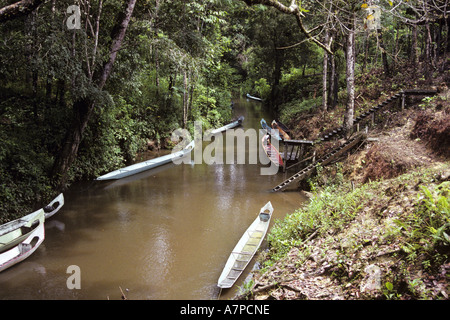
260, 119, 281, 141
0, 210, 45, 272
96, 140, 195, 181
0, 194, 63, 254
217, 201, 274, 289
271, 120, 291, 141
209, 116, 244, 136
246, 93, 263, 102
261, 134, 283, 167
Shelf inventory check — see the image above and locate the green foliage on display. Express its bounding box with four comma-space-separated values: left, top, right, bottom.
0, 99, 59, 222
394, 182, 450, 263
279, 97, 321, 123
254, 78, 271, 100
0, 0, 241, 219
267, 183, 371, 262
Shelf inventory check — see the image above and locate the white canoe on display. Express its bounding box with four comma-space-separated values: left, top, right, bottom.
209, 116, 244, 135
96, 140, 195, 181
217, 201, 274, 289
246, 93, 263, 102
43, 193, 64, 219
0, 210, 45, 272
0, 207, 46, 254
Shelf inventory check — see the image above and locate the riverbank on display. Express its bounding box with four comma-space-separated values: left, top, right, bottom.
237, 89, 450, 300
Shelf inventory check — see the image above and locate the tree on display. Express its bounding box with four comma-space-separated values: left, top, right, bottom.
242, 0, 333, 53
52, 0, 137, 190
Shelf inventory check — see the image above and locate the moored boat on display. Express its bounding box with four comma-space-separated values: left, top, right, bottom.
271, 120, 291, 141
260, 119, 281, 141
43, 193, 64, 219
261, 134, 283, 167
0, 212, 45, 273
209, 116, 244, 136
246, 93, 263, 102
96, 140, 195, 181
217, 201, 274, 289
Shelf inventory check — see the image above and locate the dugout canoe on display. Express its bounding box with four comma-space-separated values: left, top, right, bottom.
0, 193, 61, 254
262, 134, 283, 167
271, 120, 291, 141
246, 93, 263, 102
96, 140, 195, 181
217, 201, 274, 289
209, 116, 244, 135
260, 119, 281, 141
43, 193, 64, 219
0, 210, 45, 272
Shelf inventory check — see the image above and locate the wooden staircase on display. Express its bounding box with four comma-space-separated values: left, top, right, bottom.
271, 88, 438, 192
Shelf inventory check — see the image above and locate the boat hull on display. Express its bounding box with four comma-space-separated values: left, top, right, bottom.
246, 93, 263, 102
262, 134, 283, 167
260, 119, 281, 141
271, 120, 290, 141
0, 209, 45, 254
43, 193, 64, 219
217, 202, 274, 289
96, 140, 195, 180
209, 116, 244, 135
0, 211, 45, 272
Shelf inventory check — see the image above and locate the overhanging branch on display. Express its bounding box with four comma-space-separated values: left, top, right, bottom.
0, 0, 45, 23
243, 0, 333, 54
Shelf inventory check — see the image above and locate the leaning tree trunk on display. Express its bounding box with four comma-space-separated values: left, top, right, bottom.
52, 0, 137, 191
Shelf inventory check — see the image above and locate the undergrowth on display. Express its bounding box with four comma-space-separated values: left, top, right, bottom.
264, 166, 449, 272
266, 180, 378, 263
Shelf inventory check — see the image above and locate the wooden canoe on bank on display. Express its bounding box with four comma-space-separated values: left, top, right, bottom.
0, 193, 63, 254
96, 140, 195, 181
209, 116, 244, 135
262, 134, 283, 167
0, 210, 45, 272
217, 201, 274, 289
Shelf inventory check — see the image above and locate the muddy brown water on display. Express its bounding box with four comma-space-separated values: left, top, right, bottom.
0, 98, 306, 300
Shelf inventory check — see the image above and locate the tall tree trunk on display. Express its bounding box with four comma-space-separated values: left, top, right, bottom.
344, 15, 356, 131
425, 21, 433, 82
411, 23, 419, 66
183, 69, 189, 129
362, 31, 369, 73
52, 0, 137, 190
270, 36, 283, 113
329, 50, 337, 109
322, 31, 329, 112
378, 28, 390, 77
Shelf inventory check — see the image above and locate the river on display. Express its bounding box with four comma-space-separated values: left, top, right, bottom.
0, 97, 306, 300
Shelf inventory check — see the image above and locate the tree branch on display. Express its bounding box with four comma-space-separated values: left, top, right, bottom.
0, 0, 45, 23
242, 0, 333, 54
